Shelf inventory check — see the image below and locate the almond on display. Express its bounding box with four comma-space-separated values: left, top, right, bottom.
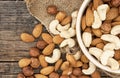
61, 16, 72, 25
91, 38, 103, 46
21, 33, 35, 42
92, 29, 102, 37
93, 0, 103, 10
35, 74, 48, 78
42, 33, 53, 44
18, 58, 31, 68
91, 71, 101, 78
39, 55, 48, 67
101, 21, 111, 34
96, 43, 104, 49
66, 54, 77, 66
53, 35, 64, 44
40, 66, 54, 75
106, 8, 119, 20
114, 16, 120, 22
84, 27, 92, 33
73, 61, 83, 67
42, 43, 55, 55
56, 11, 67, 22
80, 55, 89, 63
62, 67, 73, 75
81, 15, 86, 31
55, 59, 63, 71
61, 61, 70, 70
86, 4, 94, 26
32, 24, 43, 38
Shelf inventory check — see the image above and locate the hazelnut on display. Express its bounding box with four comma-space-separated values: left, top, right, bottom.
29, 47, 40, 57
27, 76, 35, 78
111, 0, 120, 7
101, 21, 111, 34
72, 68, 82, 76
82, 63, 89, 69
114, 50, 120, 60
78, 75, 90, 78
36, 40, 48, 49
60, 75, 70, 78
91, 71, 101, 78
22, 66, 34, 76
47, 5, 58, 15
49, 72, 59, 78
17, 73, 25, 78
30, 58, 40, 68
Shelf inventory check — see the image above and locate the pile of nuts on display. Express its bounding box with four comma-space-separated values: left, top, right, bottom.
81, 0, 120, 70
17, 3, 102, 78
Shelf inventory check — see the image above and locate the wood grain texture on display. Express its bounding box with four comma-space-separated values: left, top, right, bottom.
0, 1, 111, 78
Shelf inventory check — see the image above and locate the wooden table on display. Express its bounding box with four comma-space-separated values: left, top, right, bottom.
0, 0, 111, 78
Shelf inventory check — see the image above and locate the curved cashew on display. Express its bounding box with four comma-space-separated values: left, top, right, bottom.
60, 28, 76, 38
60, 38, 75, 48
73, 51, 81, 60
45, 49, 61, 63
92, 10, 102, 29
71, 11, 78, 28
107, 58, 119, 70
57, 23, 70, 32
89, 47, 103, 60
82, 62, 96, 75
97, 4, 109, 21
101, 34, 120, 50
100, 50, 114, 65
49, 20, 60, 35
103, 43, 116, 51
111, 25, 120, 35
82, 32, 92, 47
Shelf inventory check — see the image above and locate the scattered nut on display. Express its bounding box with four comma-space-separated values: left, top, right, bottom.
91, 71, 101, 78
55, 59, 63, 71
61, 16, 72, 26
47, 5, 58, 15
22, 66, 34, 76
72, 68, 82, 76
35, 74, 48, 78
60, 75, 69, 78
36, 40, 48, 50
42, 33, 53, 44
29, 47, 40, 57
30, 58, 40, 68
39, 55, 48, 67
92, 29, 102, 37
21, 33, 35, 42
56, 11, 67, 22
17, 73, 25, 78
49, 72, 59, 78
53, 35, 64, 44
18, 58, 31, 68
111, 0, 120, 7
114, 50, 120, 60
91, 38, 103, 46
101, 21, 111, 34
80, 55, 89, 63
40, 66, 54, 75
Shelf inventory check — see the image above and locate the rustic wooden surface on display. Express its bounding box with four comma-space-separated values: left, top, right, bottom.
0, 0, 111, 78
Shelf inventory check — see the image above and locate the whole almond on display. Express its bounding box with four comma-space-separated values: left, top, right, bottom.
62, 67, 73, 75
42, 43, 55, 55
42, 33, 53, 44
21, 33, 35, 42
61, 61, 70, 70
32, 24, 43, 38
56, 11, 67, 22
86, 5, 94, 26
61, 16, 72, 25
93, 0, 103, 10
66, 54, 77, 66
40, 66, 54, 75
18, 58, 31, 68
73, 61, 83, 67
39, 55, 48, 67
81, 15, 86, 31
55, 59, 63, 71
92, 29, 102, 37
35, 74, 48, 78
80, 55, 89, 63
53, 35, 64, 44
91, 38, 103, 46
106, 8, 119, 20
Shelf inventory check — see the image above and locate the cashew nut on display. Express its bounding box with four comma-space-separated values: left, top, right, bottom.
57, 23, 70, 32
92, 10, 102, 29
60, 28, 76, 38
60, 38, 76, 48
89, 47, 103, 60
82, 61, 96, 75
45, 49, 61, 63
82, 32, 92, 47
100, 50, 114, 65
111, 25, 120, 35
107, 58, 119, 70
103, 43, 116, 51
71, 10, 78, 28
101, 34, 120, 50
49, 20, 60, 35
97, 4, 109, 21
73, 51, 81, 60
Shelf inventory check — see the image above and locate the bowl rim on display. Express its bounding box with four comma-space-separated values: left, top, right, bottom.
76, 0, 120, 74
